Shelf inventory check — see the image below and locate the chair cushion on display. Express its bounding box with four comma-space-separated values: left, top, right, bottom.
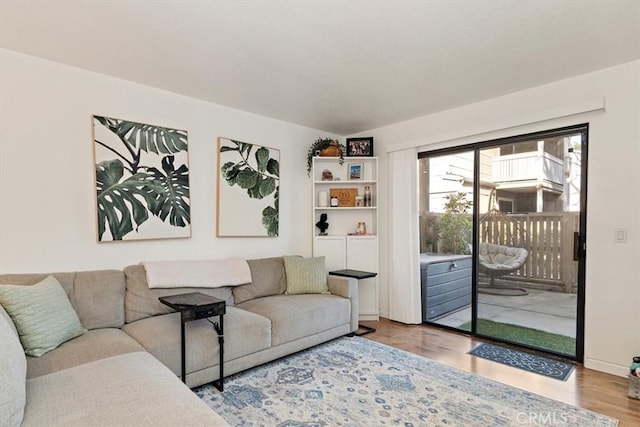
283, 256, 329, 295
0, 276, 86, 357
479, 243, 528, 270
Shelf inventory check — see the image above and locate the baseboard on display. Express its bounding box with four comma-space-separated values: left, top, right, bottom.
358, 314, 379, 321
584, 357, 629, 377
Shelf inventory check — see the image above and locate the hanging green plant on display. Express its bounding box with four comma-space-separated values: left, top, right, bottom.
306, 138, 346, 176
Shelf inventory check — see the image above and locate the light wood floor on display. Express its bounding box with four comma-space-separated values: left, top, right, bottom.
359, 318, 640, 426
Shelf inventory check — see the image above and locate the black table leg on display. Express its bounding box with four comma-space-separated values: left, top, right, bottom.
353, 323, 376, 336
211, 315, 224, 392
180, 320, 186, 382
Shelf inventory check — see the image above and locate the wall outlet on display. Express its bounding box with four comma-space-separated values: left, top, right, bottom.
614, 228, 627, 243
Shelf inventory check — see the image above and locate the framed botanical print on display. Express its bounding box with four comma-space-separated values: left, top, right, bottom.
217, 137, 280, 237
92, 115, 191, 242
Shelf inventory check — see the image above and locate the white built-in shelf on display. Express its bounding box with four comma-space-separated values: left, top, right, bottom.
312, 156, 380, 321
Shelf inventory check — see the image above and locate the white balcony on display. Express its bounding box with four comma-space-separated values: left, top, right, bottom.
493, 151, 564, 190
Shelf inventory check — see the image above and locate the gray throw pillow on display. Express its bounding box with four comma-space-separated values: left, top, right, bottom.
233, 257, 287, 304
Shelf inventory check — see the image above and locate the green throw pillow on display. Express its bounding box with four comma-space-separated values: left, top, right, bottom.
283, 256, 329, 295
0, 275, 86, 357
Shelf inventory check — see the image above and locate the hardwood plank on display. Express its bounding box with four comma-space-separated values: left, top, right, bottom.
360, 318, 640, 426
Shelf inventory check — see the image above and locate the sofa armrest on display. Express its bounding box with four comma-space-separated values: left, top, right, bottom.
327, 276, 359, 332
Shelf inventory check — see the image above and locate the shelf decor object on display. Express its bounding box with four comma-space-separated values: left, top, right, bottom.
306, 138, 346, 176
348, 162, 364, 180
346, 137, 374, 157
329, 188, 357, 207
92, 115, 191, 242
217, 137, 280, 237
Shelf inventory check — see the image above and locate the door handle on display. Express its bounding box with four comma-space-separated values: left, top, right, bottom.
573, 232, 585, 261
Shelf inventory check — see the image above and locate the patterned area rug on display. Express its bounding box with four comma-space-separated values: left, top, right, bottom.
195, 337, 617, 427
469, 342, 575, 381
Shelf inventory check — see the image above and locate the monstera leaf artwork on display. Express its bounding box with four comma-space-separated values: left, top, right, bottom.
92, 116, 191, 241
217, 138, 280, 237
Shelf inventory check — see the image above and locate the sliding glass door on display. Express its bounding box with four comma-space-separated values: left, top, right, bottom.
418, 149, 474, 330
418, 125, 587, 361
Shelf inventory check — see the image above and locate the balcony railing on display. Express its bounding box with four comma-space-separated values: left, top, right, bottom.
493, 152, 564, 186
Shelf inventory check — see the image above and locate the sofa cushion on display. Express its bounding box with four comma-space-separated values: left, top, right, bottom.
283, 256, 329, 295
232, 257, 287, 304
122, 306, 271, 382
238, 294, 350, 346
0, 270, 126, 330
26, 328, 145, 379
0, 305, 26, 427
23, 352, 229, 426
0, 276, 86, 357
123, 265, 234, 323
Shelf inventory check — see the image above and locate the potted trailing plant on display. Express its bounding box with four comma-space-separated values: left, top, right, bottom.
306, 138, 346, 176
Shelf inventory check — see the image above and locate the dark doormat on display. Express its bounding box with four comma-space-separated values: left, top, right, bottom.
469, 342, 575, 381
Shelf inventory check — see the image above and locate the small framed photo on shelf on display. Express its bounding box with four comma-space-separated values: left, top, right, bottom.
346, 137, 374, 157
348, 162, 363, 180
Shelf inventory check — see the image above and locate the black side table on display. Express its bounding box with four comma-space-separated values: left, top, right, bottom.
159, 292, 226, 391
328, 269, 377, 336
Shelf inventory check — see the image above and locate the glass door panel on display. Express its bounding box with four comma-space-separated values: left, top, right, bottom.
418, 150, 474, 331
476, 132, 583, 358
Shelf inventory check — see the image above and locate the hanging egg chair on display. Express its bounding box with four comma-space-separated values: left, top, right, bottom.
478, 190, 530, 295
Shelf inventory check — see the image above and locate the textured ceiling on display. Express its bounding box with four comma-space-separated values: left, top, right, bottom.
1, 1, 639, 135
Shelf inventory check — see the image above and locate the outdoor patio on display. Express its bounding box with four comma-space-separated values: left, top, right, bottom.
436, 282, 578, 338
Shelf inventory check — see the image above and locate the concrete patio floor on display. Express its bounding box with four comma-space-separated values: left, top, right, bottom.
435, 286, 578, 338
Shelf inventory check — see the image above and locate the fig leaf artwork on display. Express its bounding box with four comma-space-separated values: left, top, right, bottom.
92, 115, 191, 242
217, 137, 280, 237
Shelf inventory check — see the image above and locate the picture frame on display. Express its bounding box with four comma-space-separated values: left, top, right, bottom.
92, 115, 191, 242
346, 137, 374, 157
217, 137, 280, 237
348, 162, 363, 180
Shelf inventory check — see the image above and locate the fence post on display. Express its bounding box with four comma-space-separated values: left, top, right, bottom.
561, 213, 578, 292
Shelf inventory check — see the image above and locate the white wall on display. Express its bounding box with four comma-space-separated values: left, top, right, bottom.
2, 48, 638, 376
0, 49, 333, 273
357, 60, 640, 376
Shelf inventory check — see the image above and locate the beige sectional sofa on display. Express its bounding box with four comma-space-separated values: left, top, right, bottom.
0, 256, 358, 426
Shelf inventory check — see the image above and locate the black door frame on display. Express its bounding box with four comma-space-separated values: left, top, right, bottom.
419, 123, 588, 362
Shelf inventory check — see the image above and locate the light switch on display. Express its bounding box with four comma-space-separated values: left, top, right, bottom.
614, 228, 627, 243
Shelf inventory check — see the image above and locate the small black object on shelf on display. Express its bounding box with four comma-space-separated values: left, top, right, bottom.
316, 213, 329, 235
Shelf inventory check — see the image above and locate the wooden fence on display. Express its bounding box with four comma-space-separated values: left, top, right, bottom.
479, 212, 579, 292
420, 212, 579, 293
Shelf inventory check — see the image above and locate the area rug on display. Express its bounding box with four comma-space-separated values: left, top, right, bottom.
195, 336, 617, 426
469, 342, 575, 381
